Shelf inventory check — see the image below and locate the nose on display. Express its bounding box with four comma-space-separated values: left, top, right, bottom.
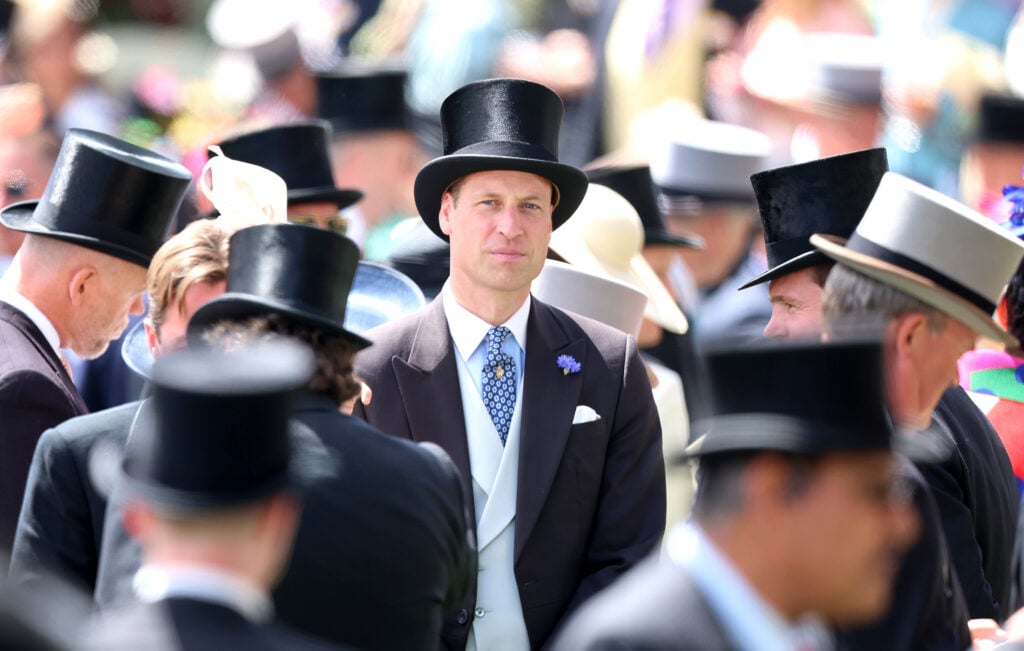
495, 205, 524, 239
763, 315, 786, 340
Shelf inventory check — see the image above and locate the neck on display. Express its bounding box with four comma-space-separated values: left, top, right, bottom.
3, 258, 69, 346
702, 519, 803, 623
449, 278, 528, 326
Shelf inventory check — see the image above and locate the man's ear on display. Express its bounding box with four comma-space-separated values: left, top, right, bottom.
438, 192, 455, 236
144, 318, 159, 357
891, 312, 929, 365
67, 265, 97, 307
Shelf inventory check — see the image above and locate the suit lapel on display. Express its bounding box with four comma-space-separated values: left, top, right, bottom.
515, 300, 585, 562
392, 300, 473, 488
0, 301, 86, 413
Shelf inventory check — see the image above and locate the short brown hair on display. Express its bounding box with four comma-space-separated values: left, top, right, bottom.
147, 219, 230, 333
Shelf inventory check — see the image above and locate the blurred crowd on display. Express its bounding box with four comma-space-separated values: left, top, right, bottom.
2, 0, 1024, 649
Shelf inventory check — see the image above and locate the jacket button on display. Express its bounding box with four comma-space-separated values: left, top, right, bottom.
456, 609, 469, 625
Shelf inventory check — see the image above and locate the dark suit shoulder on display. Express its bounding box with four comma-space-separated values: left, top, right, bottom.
40, 401, 139, 450
550, 553, 735, 651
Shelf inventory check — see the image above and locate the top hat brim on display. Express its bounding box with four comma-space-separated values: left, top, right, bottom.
121, 320, 153, 379
811, 234, 1018, 347
186, 293, 372, 350
414, 154, 588, 241
675, 413, 949, 463
0, 201, 153, 267
344, 261, 425, 335
737, 249, 832, 290
287, 187, 363, 210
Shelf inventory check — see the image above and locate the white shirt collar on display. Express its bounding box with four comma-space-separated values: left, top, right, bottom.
442, 282, 530, 362
667, 522, 823, 651
0, 284, 62, 357
133, 564, 273, 624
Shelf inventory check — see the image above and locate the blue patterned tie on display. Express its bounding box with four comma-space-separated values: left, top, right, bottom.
482, 326, 517, 445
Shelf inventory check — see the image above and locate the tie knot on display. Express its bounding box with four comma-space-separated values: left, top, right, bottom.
486, 326, 511, 352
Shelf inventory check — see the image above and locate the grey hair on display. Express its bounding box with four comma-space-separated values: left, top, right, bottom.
822, 264, 948, 336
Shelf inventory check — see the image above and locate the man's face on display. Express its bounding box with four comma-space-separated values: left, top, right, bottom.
764, 268, 824, 340
145, 280, 228, 358
780, 451, 919, 625
439, 170, 554, 305
73, 261, 148, 359
287, 201, 348, 235
886, 314, 977, 429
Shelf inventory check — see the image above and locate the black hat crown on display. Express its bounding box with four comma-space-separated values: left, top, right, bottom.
695, 338, 896, 457
122, 341, 315, 511
188, 223, 370, 349
586, 165, 704, 248
974, 93, 1024, 144
317, 66, 411, 133
213, 121, 362, 209
413, 78, 589, 240
739, 147, 888, 289
0, 129, 191, 267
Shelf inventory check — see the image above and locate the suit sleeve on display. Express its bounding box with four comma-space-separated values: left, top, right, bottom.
563, 337, 666, 616
0, 369, 81, 549
8, 424, 99, 594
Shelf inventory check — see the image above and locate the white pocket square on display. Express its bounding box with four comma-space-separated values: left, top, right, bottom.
572, 405, 601, 425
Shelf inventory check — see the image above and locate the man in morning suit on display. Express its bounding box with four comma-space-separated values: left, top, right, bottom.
551, 338, 927, 651
738, 149, 970, 650
0, 129, 190, 549
81, 342, 345, 651
97, 223, 474, 651
8, 217, 230, 596
353, 78, 666, 650
816, 172, 1024, 621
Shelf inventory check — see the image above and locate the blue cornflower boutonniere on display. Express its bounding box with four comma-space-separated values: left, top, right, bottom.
557, 354, 581, 375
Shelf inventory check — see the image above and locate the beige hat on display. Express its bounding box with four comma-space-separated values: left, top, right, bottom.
532, 260, 648, 338
549, 183, 689, 334
812, 172, 1024, 347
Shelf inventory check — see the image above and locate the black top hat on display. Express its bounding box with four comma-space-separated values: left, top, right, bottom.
317, 65, 412, 134
413, 78, 589, 241
121, 341, 315, 512
586, 165, 704, 249
690, 338, 943, 461
213, 121, 362, 209
0, 129, 191, 267
188, 223, 371, 349
738, 148, 888, 289
973, 93, 1024, 144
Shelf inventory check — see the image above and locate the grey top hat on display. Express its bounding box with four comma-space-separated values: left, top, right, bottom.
531, 260, 648, 338
812, 172, 1024, 346
651, 120, 771, 207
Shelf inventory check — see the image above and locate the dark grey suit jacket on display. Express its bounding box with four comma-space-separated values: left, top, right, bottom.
8, 402, 136, 595
353, 297, 666, 650
82, 598, 349, 651
920, 387, 1019, 620
0, 301, 88, 550
90, 391, 475, 651
548, 552, 736, 651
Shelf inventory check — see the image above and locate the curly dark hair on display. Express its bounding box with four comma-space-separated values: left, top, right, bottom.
201, 314, 362, 406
